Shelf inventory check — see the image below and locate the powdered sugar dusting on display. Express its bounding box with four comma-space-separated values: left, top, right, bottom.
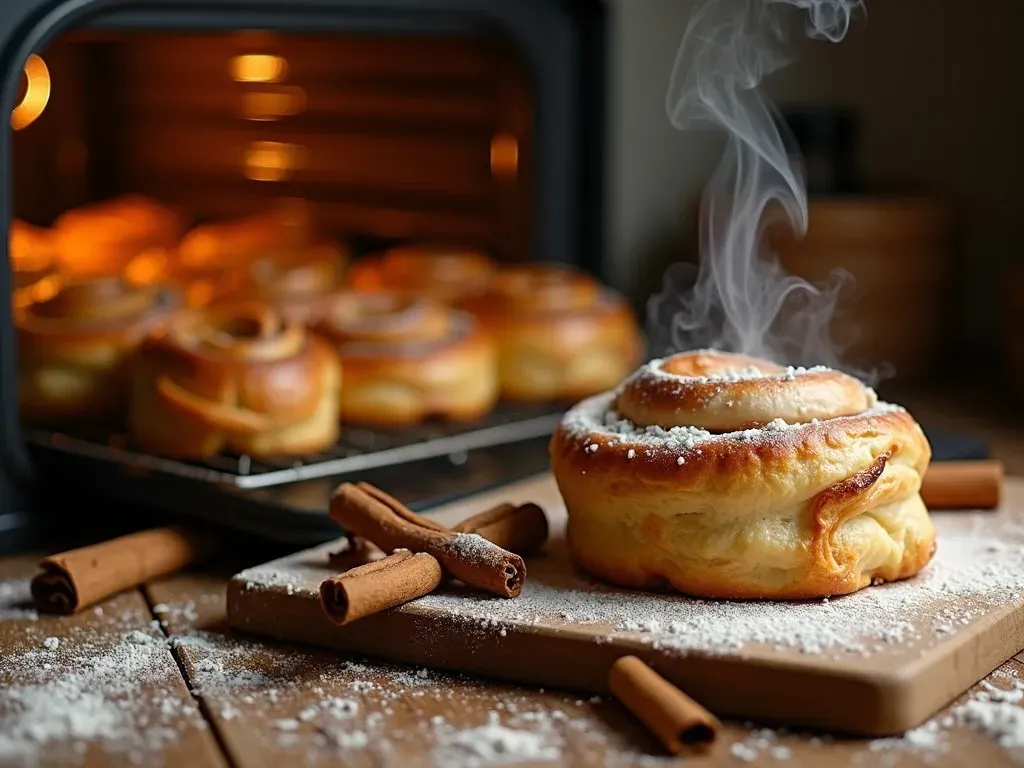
0, 577, 38, 621
560, 390, 903, 455
432, 711, 561, 766
0, 623, 206, 765
412, 510, 1024, 660
642, 356, 830, 385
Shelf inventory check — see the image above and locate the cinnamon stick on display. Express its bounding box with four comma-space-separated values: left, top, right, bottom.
320, 549, 444, 625
31, 526, 213, 614
921, 460, 1003, 510
608, 656, 720, 756
330, 483, 526, 598
453, 502, 549, 556
327, 537, 371, 570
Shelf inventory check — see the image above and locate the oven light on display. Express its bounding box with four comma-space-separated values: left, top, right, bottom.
11, 54, 50, 131
490, 134, 519, 179
230, 54, 288, 84
243, 141, 306, 182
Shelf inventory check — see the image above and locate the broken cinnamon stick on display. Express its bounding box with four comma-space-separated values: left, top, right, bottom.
921, 459, 1003, 510
608, 656, 720, 756
330, 483, 526, 598
453, 502, 550, 556
320, 549, 444, 625
31, 526, 213, 614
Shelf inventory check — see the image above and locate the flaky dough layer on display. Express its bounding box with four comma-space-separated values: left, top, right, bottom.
549, 351, 935, 599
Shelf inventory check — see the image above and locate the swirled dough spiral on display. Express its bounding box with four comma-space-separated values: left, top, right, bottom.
458, 266, 642, 402
129, 302, 340, 458
17, 277, 178, 422
549, 350, 935, 599
314, 291, 498, 426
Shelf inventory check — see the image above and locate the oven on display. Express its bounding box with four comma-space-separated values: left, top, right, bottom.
0, 0, 610, 552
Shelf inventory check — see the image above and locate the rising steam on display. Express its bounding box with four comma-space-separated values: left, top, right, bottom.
647, 0, 864, 372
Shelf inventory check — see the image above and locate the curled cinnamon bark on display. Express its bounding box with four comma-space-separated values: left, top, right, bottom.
608, 656, 720, 755
453, 502, 549, 556
320, 550, 444, 625
32, 527, 212, 614
329, 483, 526, 598
921, 460, 1003, 510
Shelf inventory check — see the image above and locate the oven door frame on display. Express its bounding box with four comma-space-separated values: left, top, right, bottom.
0, 0, 607, 493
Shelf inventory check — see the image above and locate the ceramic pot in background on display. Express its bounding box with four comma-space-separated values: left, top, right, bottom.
768, 197, 959, 382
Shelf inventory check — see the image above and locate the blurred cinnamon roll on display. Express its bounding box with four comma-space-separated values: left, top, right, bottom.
17, 277, 178, 422
347, 243, 495, 303
176, 200, 311, 271
459, 266, 642, 401
129, 302, 340, 459
10, 220, 59, 308
314, 291, 498, 427
550, 350, 935, 599
216, 241, 348, 323
52, 195, 184, 278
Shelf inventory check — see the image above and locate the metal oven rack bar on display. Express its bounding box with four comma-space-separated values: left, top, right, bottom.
24, 404, 565, 490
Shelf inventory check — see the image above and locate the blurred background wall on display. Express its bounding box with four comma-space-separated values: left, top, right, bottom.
606, 0, 1024, 375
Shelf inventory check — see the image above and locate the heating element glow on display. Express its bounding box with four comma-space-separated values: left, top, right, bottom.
11, 54, 50, 130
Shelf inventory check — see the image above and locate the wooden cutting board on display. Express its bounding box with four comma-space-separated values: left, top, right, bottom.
227, 474, 1024, 737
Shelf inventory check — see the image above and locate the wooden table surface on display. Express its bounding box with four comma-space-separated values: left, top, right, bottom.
3, 478, 1024, 767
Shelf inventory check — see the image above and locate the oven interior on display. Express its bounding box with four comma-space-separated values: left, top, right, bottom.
7, 17, 600, 544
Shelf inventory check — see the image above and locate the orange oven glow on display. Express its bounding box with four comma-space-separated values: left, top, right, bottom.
490, 134, 519, 179
243, 140, 306, 181
11, 54, 50, 130
230, 54, 287, 83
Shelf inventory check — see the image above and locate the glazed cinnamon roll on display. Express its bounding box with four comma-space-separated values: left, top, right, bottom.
52, 195, 184, 277
129, 302, 340, 459
313, 291, 498, 427
459, 266, 642, 402
17, 278, 178, 422
550, 350, 935, 600
347, 243, 495, 303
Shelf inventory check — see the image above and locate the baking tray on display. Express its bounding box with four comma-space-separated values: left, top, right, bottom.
24, 405, 562, 544
24, 402, 563, 490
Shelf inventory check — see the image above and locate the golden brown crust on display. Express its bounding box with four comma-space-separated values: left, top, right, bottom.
176, 201, 311, 270
617, 355, 874, 430
17, 278, 179, 423
458, 266, 642, 402
549, 350, 935, 600
346, 244, 496, 304
313, 291, 498, 427
215, 241, 348, 323
129, 302, 341, 458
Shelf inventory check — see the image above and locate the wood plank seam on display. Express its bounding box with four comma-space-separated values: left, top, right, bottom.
141, 583, 241, 768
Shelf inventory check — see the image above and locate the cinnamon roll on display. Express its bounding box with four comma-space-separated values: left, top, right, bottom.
52, 195, 184, 278
347, 243, 495, 303
129, 302, 340, 459
216, 241, 348, 323
313, 291, 498, 427
459, 266, 642, 402
550, 350, 935, 600
10, 220, 59, 308
17, 277, 178, 422
176, 201, 311, 271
